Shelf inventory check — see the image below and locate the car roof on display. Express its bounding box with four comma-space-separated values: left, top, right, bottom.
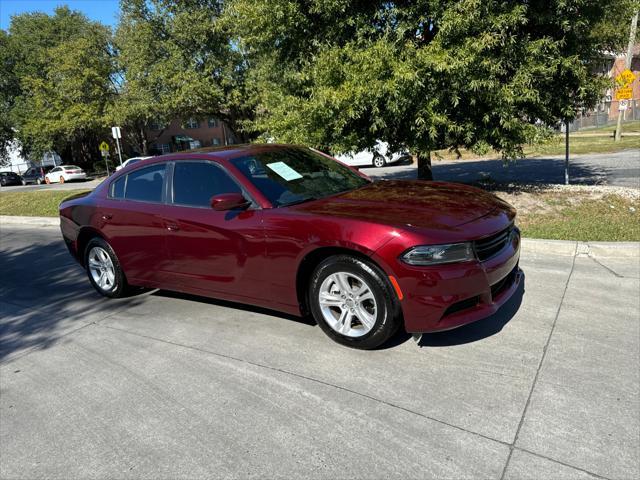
156, 144, 308, 162
112, 144, 316, 174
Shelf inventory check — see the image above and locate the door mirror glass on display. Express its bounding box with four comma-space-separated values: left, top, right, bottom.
210, 193, 250, 211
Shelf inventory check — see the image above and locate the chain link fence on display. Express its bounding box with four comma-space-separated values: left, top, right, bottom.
569, 99, 640, 132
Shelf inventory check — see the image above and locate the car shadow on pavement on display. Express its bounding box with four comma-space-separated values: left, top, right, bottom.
152, 290, 318, 327
377, 158, 610, 185
0, 237, 146, 363
418, 272, 526, 348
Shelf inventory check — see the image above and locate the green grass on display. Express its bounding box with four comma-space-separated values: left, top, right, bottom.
574, 120, 640, 135
525, 134, 640, 156
430, 120, 640, 160
0, 189, 91, 217
518, 195, 639, 241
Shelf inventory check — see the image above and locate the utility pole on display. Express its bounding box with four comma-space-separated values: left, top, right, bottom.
615, 10, 638, 142
565, 118, 570, 185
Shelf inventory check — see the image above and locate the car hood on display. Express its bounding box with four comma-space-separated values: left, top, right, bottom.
290, 180, 514, 231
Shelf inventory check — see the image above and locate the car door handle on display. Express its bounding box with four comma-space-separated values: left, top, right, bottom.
166, 224, 180, 231
101, 214, 112, 220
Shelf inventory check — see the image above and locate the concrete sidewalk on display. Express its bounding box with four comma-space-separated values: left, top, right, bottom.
0, 226, 638, 479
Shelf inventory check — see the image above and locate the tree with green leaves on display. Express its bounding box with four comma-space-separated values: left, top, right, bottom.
0, 30, 18, 166
227, 0, 637, 179
112, 0, 256, 154
6, 6, 115, 167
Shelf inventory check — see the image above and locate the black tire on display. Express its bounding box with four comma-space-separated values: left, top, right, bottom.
84, 237, 130, 298
309, 255, 401, 349
372, 154, 386, 168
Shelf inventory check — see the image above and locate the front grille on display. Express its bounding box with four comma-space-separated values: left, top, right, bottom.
474, 225, 514, 261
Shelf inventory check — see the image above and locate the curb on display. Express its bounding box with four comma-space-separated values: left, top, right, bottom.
521, 238, 639, 258
1, 215, 638, 258
0, 215, 59, 227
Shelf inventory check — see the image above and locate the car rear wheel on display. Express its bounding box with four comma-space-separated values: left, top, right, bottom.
85, 238, 129, 298
309, 255, 401, 349
372, 154, 386, 168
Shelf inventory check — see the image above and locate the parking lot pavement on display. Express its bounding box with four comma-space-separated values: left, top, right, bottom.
0, 177, 104, 192
362, 150, 640, 187
1, 226, 638, 479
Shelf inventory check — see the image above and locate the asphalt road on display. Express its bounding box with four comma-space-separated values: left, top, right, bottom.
0, 177, 104, 192
1, 226, 639, 479
362, 149, 640, 187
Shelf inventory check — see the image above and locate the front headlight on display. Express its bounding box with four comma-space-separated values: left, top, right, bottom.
400, 242, 475, 266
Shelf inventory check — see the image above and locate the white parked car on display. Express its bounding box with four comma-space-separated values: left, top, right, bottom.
335, 141, 411, 168
115, 156, 152, 171
44, 165, 87, 184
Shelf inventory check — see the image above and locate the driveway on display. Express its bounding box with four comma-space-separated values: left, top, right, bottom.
0, 226, 638, 479
363, 150, 640, 187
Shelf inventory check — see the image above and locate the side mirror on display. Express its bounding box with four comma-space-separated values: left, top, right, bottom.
210, 192, 250, 211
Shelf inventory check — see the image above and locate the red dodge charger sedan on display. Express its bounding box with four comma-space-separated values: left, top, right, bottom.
59, 144, 521, 349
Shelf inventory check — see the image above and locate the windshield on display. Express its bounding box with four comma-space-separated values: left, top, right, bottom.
230, 147, 370, 207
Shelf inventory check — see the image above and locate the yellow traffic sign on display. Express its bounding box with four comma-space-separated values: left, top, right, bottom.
615, 86, 633, 100
99, 141, 109, 151
615, 69, 636, 87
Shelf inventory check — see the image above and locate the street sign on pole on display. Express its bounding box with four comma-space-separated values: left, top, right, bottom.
615, 69, 637, 87
99, 144, 110, 176
615, 11, 638, 142
111, 126, 124, 166
615, 86, 633, 100
619, 100, 629, 111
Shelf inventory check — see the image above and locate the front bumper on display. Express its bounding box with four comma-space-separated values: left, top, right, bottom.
375, 230, 521, 333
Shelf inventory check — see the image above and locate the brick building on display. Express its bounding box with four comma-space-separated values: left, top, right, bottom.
574, 44, 640, 130
145, 117, 238, 155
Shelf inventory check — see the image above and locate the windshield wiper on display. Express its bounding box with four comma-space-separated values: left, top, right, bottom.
279, 196, 317, 207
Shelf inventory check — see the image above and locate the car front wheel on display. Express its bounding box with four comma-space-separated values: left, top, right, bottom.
85, 238, 129, 298
372, 154, 386, 168
309, 255, 401, 349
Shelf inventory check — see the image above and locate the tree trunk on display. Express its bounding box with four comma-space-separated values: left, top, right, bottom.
416, 151, 433, 180
140, 126, 148, 155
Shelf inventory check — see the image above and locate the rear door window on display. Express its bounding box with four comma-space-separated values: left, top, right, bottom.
110, 177, 126, 199
172, 161, 241, 207
124, 164, 166, 203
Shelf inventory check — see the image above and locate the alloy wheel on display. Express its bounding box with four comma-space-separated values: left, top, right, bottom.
318, 271, 377, 337
88, 246, 116, 292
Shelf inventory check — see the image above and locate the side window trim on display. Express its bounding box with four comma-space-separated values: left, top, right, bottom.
168, 159, 258, 210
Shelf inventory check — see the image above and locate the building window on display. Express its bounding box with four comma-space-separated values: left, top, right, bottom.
183, 118, 200, 129
150, 119, 166, 131
151, 143, 171, 154
211, 137, 221, 146
208, 118, 219, 128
